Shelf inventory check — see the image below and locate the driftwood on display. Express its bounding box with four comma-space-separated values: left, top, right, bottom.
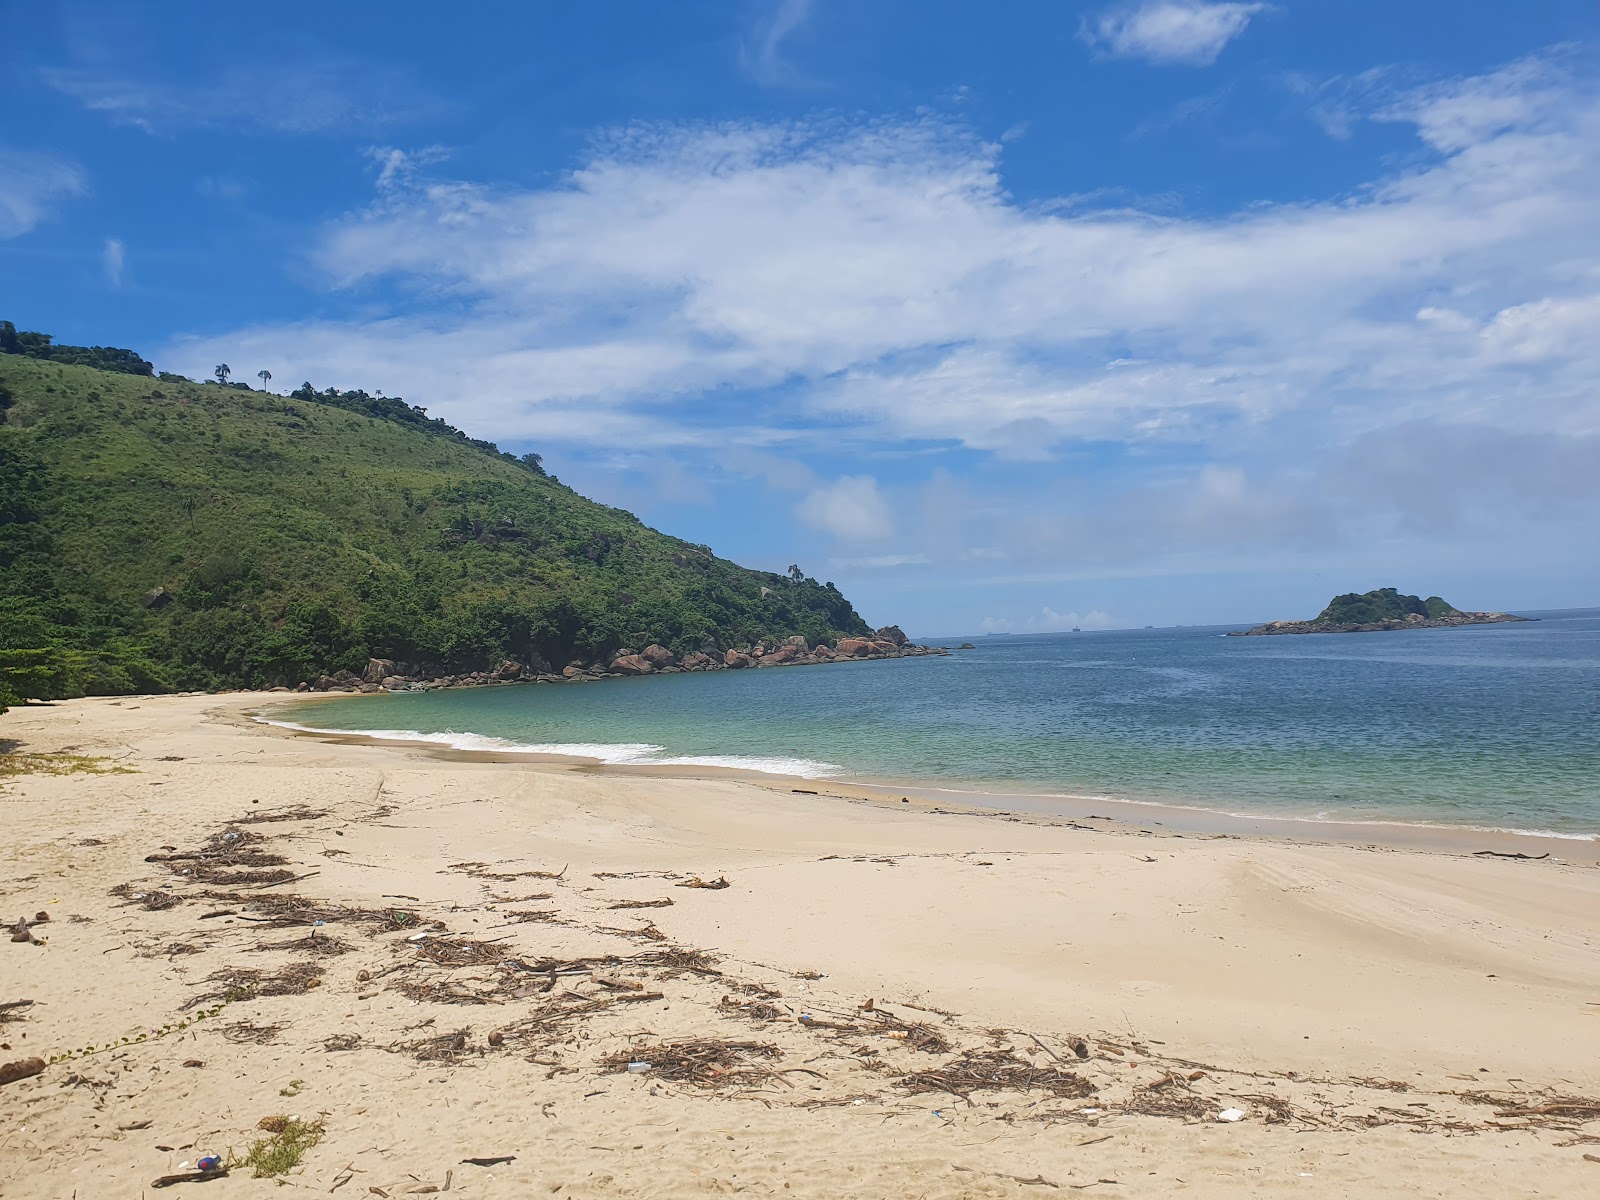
1472, 851, 1549, 861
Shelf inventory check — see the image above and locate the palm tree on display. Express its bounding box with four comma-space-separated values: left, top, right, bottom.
214, 363, 231, 384
257, 369, 272, 390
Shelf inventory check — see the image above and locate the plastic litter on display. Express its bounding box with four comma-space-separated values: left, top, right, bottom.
1217, 1108, 1246, 1122
196, 1155, 222, 1171
627, 1061, 652, 1072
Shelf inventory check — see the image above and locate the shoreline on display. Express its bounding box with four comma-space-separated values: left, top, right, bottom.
251, 699, 1600, 864
4, 691, 1600, 1196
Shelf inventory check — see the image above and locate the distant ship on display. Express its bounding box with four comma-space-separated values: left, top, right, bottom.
1072, 626, 1080, 632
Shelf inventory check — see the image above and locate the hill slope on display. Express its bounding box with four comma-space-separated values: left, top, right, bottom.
0, 348, 874, 700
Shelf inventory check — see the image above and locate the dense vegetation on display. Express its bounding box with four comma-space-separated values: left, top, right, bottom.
1314, 588, 1458, 626
0, 344, 871, 710
0, 320, 154, 377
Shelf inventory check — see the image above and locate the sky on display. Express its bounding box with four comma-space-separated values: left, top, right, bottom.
4, 1, 1599, 636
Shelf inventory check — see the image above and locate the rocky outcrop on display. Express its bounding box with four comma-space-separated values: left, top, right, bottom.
641, 643, 676, 667
1232, 611, 1531, 636
300, 630, 953, 692
609, 654, 655, 675
139, 586, 173, 610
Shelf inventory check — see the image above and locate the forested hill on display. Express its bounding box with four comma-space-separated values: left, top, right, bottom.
0, 344, 876, 704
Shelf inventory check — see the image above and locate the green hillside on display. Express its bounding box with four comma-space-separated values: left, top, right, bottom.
0, 340, 871, 705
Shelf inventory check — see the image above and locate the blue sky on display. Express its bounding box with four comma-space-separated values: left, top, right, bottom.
5, 1, 1599, 635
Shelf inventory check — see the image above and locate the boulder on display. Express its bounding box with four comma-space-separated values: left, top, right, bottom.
610, 654, 655, 675
381, 676, 406, 689
724, 649, 752, 669
813, 645, 835, 659
834, 637, 876, 658
681, 652, 714, 670
641, 643, 676, 667
562, 665, 584, 679
785, 634, 810, 651
492, 660, 523, 680
363, 658, 396, 684
874, 625, 910, 647
139, 586, 173, 610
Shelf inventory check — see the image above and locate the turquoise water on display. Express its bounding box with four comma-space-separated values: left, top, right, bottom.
275, 608, 1600, 838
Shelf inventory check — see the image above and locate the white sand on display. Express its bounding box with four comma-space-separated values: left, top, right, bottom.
3, 693, 1598, 1197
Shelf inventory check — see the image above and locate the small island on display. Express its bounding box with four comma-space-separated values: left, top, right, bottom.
1230, 588, 1531, 636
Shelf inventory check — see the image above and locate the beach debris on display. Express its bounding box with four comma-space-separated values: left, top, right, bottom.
1472, 850, 1550, 861
9, 916, 37, 944
627, 1060, 652, 1072
606, 898, 674, 909
461, 1156, 517, 1167
1217, 1107, 1246, 1122
675, 876, 731, 890
1, 1057, 46, 1086
898, 1049, 1096, 1101
600, 1039, 782, 1088
324, 1033, 363, 1052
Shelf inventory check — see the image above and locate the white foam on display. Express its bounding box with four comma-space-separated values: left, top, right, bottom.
257, 718, 838, 776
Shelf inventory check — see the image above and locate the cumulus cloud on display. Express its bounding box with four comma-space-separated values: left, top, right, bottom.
0, 148, 87, 238
163, 54, 1600, 575
797, 476, 894, 542
1080, 2, 1266, 67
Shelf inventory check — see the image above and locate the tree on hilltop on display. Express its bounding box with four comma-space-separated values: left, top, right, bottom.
258, 369, 272, 390
214, 363, 231, 384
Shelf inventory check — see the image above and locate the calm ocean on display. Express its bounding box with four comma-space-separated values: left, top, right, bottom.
273, 608, 1600, 839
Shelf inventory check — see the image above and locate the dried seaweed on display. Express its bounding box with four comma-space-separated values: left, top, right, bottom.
413, 936, 507, 967
110, 883, 183, 911
599, 1040, 783, 1088
449, 861, 566, 882
393, 1027, 480, 1063
254, 934, 354, 957
323, 1033, 362, 1052
898, 1050, 1097, 1101
235, 806, 328, 824
607, 898, 674, 910
184, 961, 324, 1008
502, 909, 562, 924
220, 1021, 286, 1045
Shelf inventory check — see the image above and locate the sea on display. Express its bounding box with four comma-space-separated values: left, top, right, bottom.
270, 607, 1600, 841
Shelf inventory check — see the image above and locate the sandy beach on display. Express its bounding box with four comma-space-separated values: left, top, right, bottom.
3, 693, 1599, 1197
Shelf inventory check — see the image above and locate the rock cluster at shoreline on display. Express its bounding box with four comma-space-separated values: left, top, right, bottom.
1229, 611, 1530, 637
290, 625, 952, 694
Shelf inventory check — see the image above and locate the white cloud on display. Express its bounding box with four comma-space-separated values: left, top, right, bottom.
980, 608, 1122, 633
797, 476, 894, 542
102, 237, 125, 286
741, 0, 815, 86
1081, 2, 1266, 67
164, 53, 1600, 554
0, 148, 87, 238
